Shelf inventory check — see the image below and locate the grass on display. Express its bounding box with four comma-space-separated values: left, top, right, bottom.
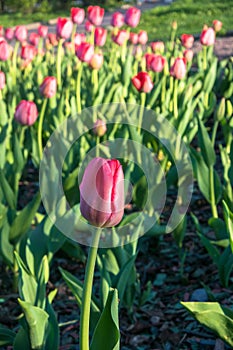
139, 0, 233, 41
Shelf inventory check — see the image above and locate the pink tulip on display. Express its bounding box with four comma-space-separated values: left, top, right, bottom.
14, 26, 27, 42
213, 19, 222, 32
71, 7, 85, 25
56, 18, 73, 40
170, 58, 186, 79
183, 49, 193, 62
76, 42, 94, 63
74, 33, 86, 46
47, 33, 58, 47
5, 28, 14, 41
40, 76, 57, 98
85, 20, 94, 33
21, 45, 37, 61
125, 7, 141, 28
111, 12, 124, 28
0, 40, 10, 61
129, 32, 138, 45
0, 71, 5, 90
181, 34, 194, 49
132, 71, 154, 93
151, 55, 166, 73
200, 26, 215, 46
151, 41, 165, 54
94, 27, 107, 47
87, 6, 104, 26
93, 119, 107, 136
144, 53, 156, 71
0, 26, 3, 36
112, 30, 129, 46
80, 157, 124, 227
14, 100, 38, 126
89, 52, 103, 70
29, 32, 40, 46
138, 30, 148, 45
38, 25, 48, 38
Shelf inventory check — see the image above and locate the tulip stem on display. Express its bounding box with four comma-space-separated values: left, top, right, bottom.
211, 120, 219, 146
38, 98, 48, 161
203, 45, 207, 71
76, 63, 83, 114
92, 69, 98, 98
12, 41, 20, 86
209, 166, 218, 218
80, 228, 101, 350
138, 92, 146, 134
56, 39, 63, 89
173, 78, 179, 119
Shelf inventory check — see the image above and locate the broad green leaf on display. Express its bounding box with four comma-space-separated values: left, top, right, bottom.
18, 299, 49, 349
44, 298, 60, 350
114, 254, 137, 303
0, 325, 16, 346
90, 289, 120, 350
218, 246, 233, 287
198, 232, 220, 265
13, 327, 30, 350
197, 117, 216, 167
203, 57, 218, 93
223, 201, 233, 253
181, 301, 233, 346
0, 169, 16, 209
0, 212, 14, 267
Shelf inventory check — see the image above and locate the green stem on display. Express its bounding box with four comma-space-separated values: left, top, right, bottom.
80, 229, 101, 350
76, 63, 83, 114
203, 45, 207, 71
12, 41, 20, 86
209, 166, 218, 218
173, 78, 178, 119
56, 39, 63, 89
92, 69, 98, 98
38, 99, 48, 160
161, 76, 166, 112
138, 92, 146, 134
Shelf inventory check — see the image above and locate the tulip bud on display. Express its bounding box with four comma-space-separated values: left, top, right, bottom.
125, 7, 141, 28
151, 55, 166, 73
40, 76, 57, 98
89, 53, 103, 70
183, 49, 193, 62
71, 7, 85, 25
170, 58, 186, 79
56, 18, 73, 40
94, 27, 107, 47
5, 27, 14, 41
111, 12, 124, 28
29, 32, 40, 46
200, 26, 215, 46
213, 20, 222, 32
112, 30, 129, 46
226, 100, 233, 119
129, 32, 138, 45
132, 71, 154, 93
76, 42, 94, 63
21, 45, 37, 61
172, 21, 177, 30
0, 40, 10, 61
80, 157, 124, 227
93, 119, 107, 136
215, 98, 225, 121
87, 6, 104, 26
0, 71, 5, 90
151, 41, 165, 54
181, 34, 194, 49
14, 100, 38, 126
138, 30, 148, 45
47, 33, 58, 47
145, 53, 156, 71
85, 20, 94, 33
38, 25, 48, 38
14, 26, 27, 42
74, 33, 86, 46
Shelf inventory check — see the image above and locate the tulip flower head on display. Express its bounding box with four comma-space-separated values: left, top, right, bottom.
94, 27, 107, 47
129, 32, 138, 45
85, 21, 94, 33
76, 42, 94, 63
21, 45, 37, 61
93, 119, 107, 136
40, 76, 57, 98
47, 33, 58, 47
5, 27, 14, 41
38, 25, 48, 38
14, 100, 38, 126
151, 41, 165, 54
111, 12, 124, 28
213, 20, 222, 32
151, 55, 166, 73
87, 6, 104, 26
71, 7, 85, 25
0, 71, 5, 90
29, 32, 40, 46
170, 57, 186, 79
183, 49, 193, 62
132, 71, 154, 93
200, 26, 215, 46
80, 157, 124, 227
0, 40, 10, 61
56, 18, 73, 40
138, 30, 148, 45
125, 7, 141, 28
14, 26, 27, 42
74, 33, 86, 46
112, 30, 129, 46
89, 52, 104, 70
181, 34, 194, 49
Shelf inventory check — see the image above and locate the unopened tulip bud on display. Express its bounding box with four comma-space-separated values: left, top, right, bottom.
76, 42, 94, 63
14, 26, 27, 42
200, 26, 215, 46
151, 55, 166, 73
5, 27, 14, 41
80, 157, 124, 227
125, 7, 141, 28
132, 71, 154, 93
40, 76, 57, 98
170, 58, 186, 79
71, 7, 85, 25
89, 53, 103, 70
21, 45, 37, 61
0, 40, 10, 61
0, 71, 5, 90
38, 25, 48, 38
151, 41, 165, 54
213, 20, 222, 32
226, 100, 233, 119
87, 6, 104, 26
129, 32, 138, 45
181, 34, 194, 49
85, 21, 94, 33
215, 98, 225, 121
56, 18, 73, 40
93, 119, 107, 136
183, 49, 193, 62
172, 21, 177, 30
14, 100, 38, 126
47, 33, 58, 47
29, 32, 40, 46
94, 27, 107, 47
111, 12, 124, 28
145, 53, 156, 71
74, 33, 86, 46
138, 30, 148, 45
112, 30, 129, 46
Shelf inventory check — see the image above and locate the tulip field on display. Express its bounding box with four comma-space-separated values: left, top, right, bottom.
0, 3, 233, 350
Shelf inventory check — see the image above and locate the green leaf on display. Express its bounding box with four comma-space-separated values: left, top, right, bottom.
13, 327, 31, 350
173, 216, 187, 248
181, 301, 233, 347
0, 325, 16, 346
114, 254, 137, 303
90, 289, 120, 350
18, 299, 49, 349
0, 169, 16, 209
203, 57, 218, 93
223, 201, 233, 253
44, 297, 60, 350
0, 210, 14, 267
197, 117, 216, 167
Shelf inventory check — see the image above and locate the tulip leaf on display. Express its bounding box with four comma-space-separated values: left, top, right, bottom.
0, 325, 16, 346
203, 57, 218, 93
44, 297, 60, 350
197, 117, 216, 167
0, 211, 14, 267
181, 302, 233, 346
114, 254, 137, 303
13, 327, 30, 350
0, 169, 16, 209
223, 201, 233, 253
90, 289, 120, 350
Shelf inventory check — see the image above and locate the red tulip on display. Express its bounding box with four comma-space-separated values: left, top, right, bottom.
0, 40, 10, 61
87, 6, 104, 26
151, 41, 165, 54
5, 28, 14, 41
170, 58, 186, 79
0, 71, 5, 90
93, 119, 107, 136
181, 34, 194, 49
21, 45, 37, 61
183, 49, 193, 62
144, 53, 156, 71
151, 55, 166, 73
80, 157, 124, 227
14, 100, 38, 126
89, 52, 103, 70
38, 25, 48, 38
94, 27, 107, 47
40, 76, 57, 98
213, 19, 222, 32
200, 26, 215, 46
74, 33, 86, 46
71, 7, 85, 25
14, 26, 27, 42
85, 20, 94, 33
76, 42, 94, 63
47, 33, 58, 47
129, 32, 138, 45
132, 71, 154, 93
111, 12, 124, 28
138, 30, 148, 45
112, 30, 129, 46
56, 18, 73, 40
29, 32, 40, 46
125, 7, 141, 28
